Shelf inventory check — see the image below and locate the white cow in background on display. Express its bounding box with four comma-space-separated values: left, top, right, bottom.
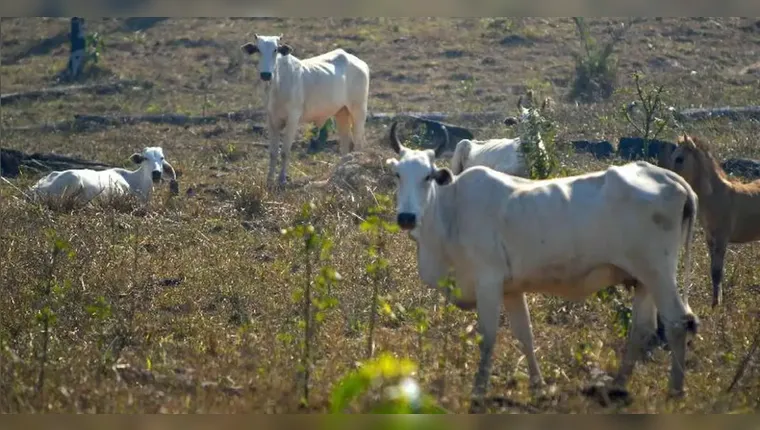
442, 95, 550, 177
240, 34, 370, 189
384, 121, 699, 407
29, 146, 177, 205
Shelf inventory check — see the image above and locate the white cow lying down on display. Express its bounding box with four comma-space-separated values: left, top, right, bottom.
29, 146, 177, 205
448, 95, 549, 177
385, 121, 699, 404
241, 34, 370, 189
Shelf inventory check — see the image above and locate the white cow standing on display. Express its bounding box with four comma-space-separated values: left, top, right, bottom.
240, 34, 370, 189
29, 146, 177, 205
385, 121, 699, 407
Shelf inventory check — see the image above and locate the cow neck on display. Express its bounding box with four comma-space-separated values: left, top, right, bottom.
271, 54, 301, 91
117, 163, 153, 200
417, 179, 446, 241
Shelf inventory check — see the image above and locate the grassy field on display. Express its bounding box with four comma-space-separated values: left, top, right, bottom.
2, 17, 760, 413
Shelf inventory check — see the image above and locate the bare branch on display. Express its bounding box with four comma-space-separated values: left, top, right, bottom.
727, 328, 760, 393
624, 110, 646, 136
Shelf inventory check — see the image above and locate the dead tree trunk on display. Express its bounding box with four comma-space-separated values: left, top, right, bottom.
67, 17, 86, 80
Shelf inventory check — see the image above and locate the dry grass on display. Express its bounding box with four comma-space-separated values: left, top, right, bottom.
2, 17, 760, 413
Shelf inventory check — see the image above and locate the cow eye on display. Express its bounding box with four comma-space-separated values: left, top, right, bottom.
674, 156, 684, 166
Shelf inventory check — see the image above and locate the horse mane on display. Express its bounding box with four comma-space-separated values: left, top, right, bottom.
678, 134, 733, 182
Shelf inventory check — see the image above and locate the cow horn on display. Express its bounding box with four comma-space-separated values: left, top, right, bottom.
163, 160, 177, 181
389, 121, 404, 154
434, 125, 450, 158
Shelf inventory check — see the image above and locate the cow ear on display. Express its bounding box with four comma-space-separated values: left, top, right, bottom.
432, 168, 453, 186
241, 42, 259, 55
130, 153, 145, 164
278, 44, 293, 56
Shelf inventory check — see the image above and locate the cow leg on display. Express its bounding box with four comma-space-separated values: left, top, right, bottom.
471, 274, 503, 401
334, 107, 353, 156
266, 117, 281, 190
613, 283, 657, 389
349, 105, 367, 152
643, 274, 698, 396
278, 116, 299, 187
707, 233, 728, 308
628, 279, 667, 347
503, 292, 544, 388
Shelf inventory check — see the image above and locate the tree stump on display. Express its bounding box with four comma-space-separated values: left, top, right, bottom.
67, 17, 86, 80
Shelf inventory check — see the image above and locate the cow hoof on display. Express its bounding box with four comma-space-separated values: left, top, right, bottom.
582, 382, 631, 407
169, 180, 179, 195
468, 398, 487, 414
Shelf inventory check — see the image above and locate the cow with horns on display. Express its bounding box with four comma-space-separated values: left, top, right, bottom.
384, 120, 699, 408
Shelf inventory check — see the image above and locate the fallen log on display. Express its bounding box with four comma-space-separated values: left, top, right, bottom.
617, 137, 676, 162
3, 111, 268, 134
2, 110, 489, 137
1, 147, 115, 178
0, 79, 154, 105
722, 157, 760, 181
394, 114, 475, 153
676, 106, 760, 122
570, 140, 615, 159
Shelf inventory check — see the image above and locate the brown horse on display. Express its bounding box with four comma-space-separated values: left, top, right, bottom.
660, 133, 760, 307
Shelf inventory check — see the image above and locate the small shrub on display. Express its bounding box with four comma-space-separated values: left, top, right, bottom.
618, 71, 678, 158
512, 94, 563, 179
233, 183, 266, 219
35, 228, 76, 408
305, 118, 336, 146
595, 286, 632, 339
281, 201, 340, 406
569, 18, 632, 103
359, 193, 399, 359
85, 32, 106, 65
330, 353, 447, 414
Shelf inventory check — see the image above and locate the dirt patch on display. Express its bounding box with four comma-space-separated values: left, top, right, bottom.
308, 150, 394, 195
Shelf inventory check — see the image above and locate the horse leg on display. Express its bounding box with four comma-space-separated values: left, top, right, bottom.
708, 234, 728, 308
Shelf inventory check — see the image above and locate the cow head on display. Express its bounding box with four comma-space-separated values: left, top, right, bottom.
130, 146, 177, 185
503, 93, 552, 127
240, 34, 293, 82
385, 121, 453, 232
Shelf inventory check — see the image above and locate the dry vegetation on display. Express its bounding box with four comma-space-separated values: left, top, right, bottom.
2, 17, 760, 413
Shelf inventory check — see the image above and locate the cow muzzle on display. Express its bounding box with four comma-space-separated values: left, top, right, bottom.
260, 72, 272, 81
152, 170, 162, 183
397, 213, 417, 230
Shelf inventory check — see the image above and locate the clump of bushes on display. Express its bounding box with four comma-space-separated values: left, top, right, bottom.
569, 17, 633, 103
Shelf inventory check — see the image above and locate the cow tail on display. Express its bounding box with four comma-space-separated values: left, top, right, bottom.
680, 187, 697, 312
